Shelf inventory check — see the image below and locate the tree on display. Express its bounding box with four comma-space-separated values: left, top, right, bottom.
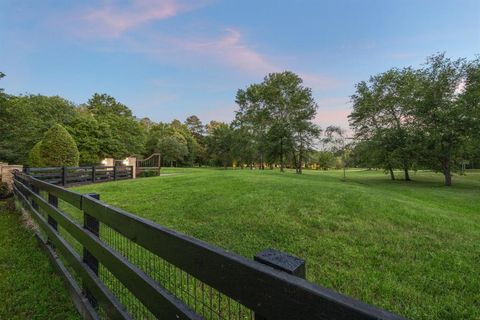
206, 123, 234, 168
40, 124, 79, 166
0, 94, 76, 164
85, 93, 146, 159
263, 72, 320, 173
317, 151, 336, 170
67, 109, 111, 165
235, 83, 270, 169
414, 53, 471, 186
28, 141, 44, 167
234, 71, 320, 173
185, 115, 205, 138
145, 122, 190, 166
156, 133, 189, 166
349, 68, 419, 181
0, 72, 6, 98
323, 126, 349, 179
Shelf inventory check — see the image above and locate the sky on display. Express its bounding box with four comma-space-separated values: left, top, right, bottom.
1, 0, 479, 129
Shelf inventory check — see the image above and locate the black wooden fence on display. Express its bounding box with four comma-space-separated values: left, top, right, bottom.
13, 171, 404, 320
25, 166, 133, 186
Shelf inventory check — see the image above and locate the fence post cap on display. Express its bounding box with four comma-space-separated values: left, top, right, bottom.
85, 193, 100, 200
254, 248, 306, 278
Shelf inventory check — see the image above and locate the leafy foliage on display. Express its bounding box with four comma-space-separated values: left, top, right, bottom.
349, 53, 480, 185
40, 124, 79, 167
84, 94, 146, 159
28, 141, 44, 167
0, 94, 77, 163
235, 71, 320, 173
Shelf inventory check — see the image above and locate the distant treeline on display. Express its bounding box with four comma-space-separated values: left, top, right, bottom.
0, 53, 479, 186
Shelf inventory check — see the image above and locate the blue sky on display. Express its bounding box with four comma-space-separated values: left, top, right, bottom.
1, 0, 479, 128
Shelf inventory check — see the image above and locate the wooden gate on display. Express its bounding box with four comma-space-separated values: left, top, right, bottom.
136, 153, 161, 176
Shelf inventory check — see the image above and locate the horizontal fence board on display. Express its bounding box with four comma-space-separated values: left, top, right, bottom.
28, 176, 83, 208
28, 167, 63, 172
26, 165, 133, 187
15, 179, 202, 320
13, 184, 131, 320
82, 196, 403, 320
37, 234, 100, 320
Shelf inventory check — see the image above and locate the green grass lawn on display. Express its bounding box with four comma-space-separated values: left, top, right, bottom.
0, 200, 80, 320
73, 168, 480, 320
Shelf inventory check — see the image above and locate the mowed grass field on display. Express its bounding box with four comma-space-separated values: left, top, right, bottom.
74, 168, 480, 320
0, 200, 80, 320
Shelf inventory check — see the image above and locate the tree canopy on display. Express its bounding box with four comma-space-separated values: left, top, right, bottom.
1, 54, 478, 185
39, 124, 80, 167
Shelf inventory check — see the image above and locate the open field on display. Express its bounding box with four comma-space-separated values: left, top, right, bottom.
72, 168, 480, 320
0, 200, 80, 320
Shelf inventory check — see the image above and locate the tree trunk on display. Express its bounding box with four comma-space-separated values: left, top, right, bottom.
297, 143, 303, 174
292, 152, 299, 174
403, 159, 411, 181
389, 167, 395, 180
443, 158, 452, 186
280, 139, 285, 172
297, 153, 302, 174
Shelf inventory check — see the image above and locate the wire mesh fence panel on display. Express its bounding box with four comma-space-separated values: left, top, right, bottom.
99, 264, 155, 320
99, 223, 254, 320
58, 197, 84, 223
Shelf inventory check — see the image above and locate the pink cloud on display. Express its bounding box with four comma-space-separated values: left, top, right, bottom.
74, 0, 202, 38
161, 29, 339, 89
58, 3, 339, 90
172, 28, 277, 75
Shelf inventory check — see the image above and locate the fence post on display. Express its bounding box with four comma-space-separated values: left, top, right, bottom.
91, 166, 96, 183
113, 166, 117, 181
31, 184, 39, 210
48, 193, 59, 231
253, 249, 306, 320
83, 193, 100, 308
62, 166, 67, 186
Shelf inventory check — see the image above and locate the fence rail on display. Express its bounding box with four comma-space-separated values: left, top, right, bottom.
13, 171, 404, 320
25, 166, 133, 186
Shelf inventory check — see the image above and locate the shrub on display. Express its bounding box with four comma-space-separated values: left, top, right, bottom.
0, 182, 12, 199
28, 141, 45, 167
40, 124, 79, 167
138, 170, 159, 178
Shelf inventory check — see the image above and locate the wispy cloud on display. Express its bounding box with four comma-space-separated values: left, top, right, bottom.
59, 2, 339, 90
73, 0, 204, 38
170, 28, 277, 75
139, 29, 339, 89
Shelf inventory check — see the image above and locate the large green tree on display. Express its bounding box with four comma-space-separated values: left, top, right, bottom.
84, 93, 146, 159
0, 94, 76, 163
414, 54, 473, 186
235, 71, 320, 173
40, 124, 79, 167
206, 122, 234, 168
67, 109, 112, 165
350, 68, 419, 181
